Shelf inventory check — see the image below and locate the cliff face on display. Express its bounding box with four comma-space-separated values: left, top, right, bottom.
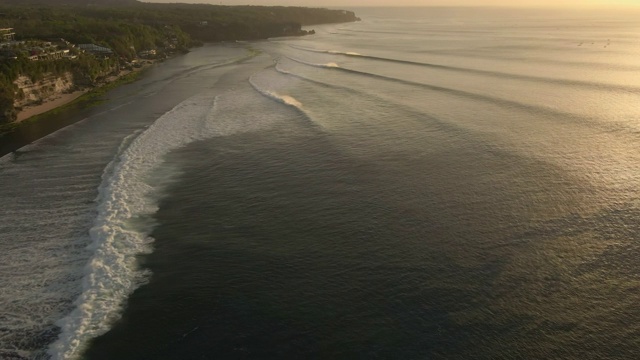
14, 72, 75, 110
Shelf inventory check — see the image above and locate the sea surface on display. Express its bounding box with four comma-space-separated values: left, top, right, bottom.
2, 7, 640, 359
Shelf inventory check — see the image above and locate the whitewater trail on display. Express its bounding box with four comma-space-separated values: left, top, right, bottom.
48, 78, 301, 359
47, 94, 219, 360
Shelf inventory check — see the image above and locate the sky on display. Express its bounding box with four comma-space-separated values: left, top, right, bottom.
141, 0, 640, 7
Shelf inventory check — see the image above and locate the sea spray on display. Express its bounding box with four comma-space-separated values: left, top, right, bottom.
249, 74, 307, 115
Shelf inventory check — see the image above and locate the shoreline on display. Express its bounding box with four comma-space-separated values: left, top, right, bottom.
0, 59, 168, 157
16, 89, 90, 122
14, 62, 156, 124
8, 21, 352, 127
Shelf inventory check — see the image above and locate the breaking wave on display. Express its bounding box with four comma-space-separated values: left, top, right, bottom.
47, 78, 295, 359
287, 44, 640, 93
47, 95, 218, 360
249, 73, 307, 114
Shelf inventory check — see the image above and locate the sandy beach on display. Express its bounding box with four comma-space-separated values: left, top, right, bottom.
15, 62, 154, 123
16, 90, 90, 122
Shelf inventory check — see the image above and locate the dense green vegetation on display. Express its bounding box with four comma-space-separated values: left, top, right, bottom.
0, 2, 359, 124
1, 3, 358, 43
0, 50, 121, 123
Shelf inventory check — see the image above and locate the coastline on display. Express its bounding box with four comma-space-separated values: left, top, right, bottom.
0, 62, 156, 157
14, 63, 155, 124
16, 89, 89, 122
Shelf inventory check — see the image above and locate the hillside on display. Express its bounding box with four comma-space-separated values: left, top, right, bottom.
0, 0, 139, 4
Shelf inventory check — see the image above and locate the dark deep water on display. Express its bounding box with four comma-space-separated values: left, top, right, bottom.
2, 7, 640, 360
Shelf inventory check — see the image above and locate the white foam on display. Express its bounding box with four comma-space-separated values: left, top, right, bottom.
279, 95, 304, 108
285, 55, 341, 70
249, 74, 305, 112
47, 83, 291, 359
47, 94, 218, 360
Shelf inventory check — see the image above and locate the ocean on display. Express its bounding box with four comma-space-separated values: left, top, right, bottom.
2, 6, 640, 359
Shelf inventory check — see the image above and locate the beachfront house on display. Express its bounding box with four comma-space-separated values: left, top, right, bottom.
78, 44, 114, 58
138, 49, 157, 59
0, 28, 15, 43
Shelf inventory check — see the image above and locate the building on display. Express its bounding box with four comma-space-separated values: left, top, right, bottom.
138, 49, 156, 58
78, 43, 113, 56
0, 28, 15, 43
32, 49, 71, 61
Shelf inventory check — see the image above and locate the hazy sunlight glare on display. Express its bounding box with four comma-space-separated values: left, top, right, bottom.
140, 0, 640, 7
